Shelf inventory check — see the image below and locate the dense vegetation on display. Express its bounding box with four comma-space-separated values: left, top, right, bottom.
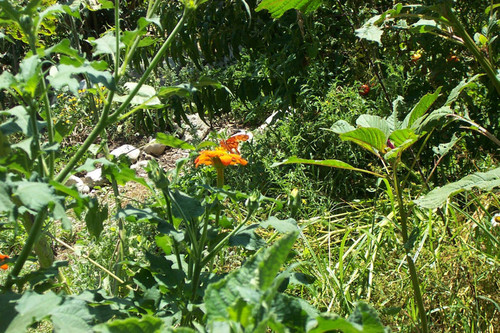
0, 0, 499, 332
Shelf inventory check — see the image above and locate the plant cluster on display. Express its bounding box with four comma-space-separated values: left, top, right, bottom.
1, 0, 499, 332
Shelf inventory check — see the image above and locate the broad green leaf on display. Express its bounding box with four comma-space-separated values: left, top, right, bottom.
255, 0, 323, 18
310, 302, 389, 333
157, 85, 192, 98
272, 156, 383, 177
229, 224, 265, 250
14, 181, 56, 212
356, 115, 391, 138
101, 157, 149, 187
48, 62, 114, 95
384, 129, 420, 161
0, 106, 30, 136
170, 190, 204, 220
0, 71, 15, 90
0, 176, 14, 212
260, 216, 299, 233
355, 15, 384, 45
330, 120, 355, 134
89, 33, 124, 57
117, 205, 184, 241
44, 39, 84, 62
94, 315, 164, 333
18, 55, 41, 96
432, 133, 460, 157
85, 198, 107, 240
50, 298, 93, 333
156, 133, 195, 150
402, 87, 441, 129
11, 137, 33, 158
113, 82, 161, 107
388, 128, 419, 147
205, 232, 298, 321
76, 157, 114, 173
340, 128, 387, 154
6, 291, 62, 333
415, 167, 500, 209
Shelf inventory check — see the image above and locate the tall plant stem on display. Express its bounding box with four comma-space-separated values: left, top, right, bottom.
440, 4, 500, 96
111, 178, 127, 295
392, 163, 428, 333
4, 209, 48, 291
56, 8, 189, 183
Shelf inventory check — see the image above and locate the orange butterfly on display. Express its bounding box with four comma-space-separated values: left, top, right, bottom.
220, 133, 250, 154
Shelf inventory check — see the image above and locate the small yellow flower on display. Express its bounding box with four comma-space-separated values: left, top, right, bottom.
195, 147, 247, 168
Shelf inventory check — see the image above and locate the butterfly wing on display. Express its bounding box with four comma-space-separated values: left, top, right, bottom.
220, 134, 249, 153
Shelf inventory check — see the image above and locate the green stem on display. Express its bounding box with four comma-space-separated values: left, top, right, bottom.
393, 162, 428, 333
4, 208, 48, 290
440, 4, 500, 96
107, 8, 189, 123
56, 8, 189, 182
111, 177, 127, 295
41, 76, 55, 178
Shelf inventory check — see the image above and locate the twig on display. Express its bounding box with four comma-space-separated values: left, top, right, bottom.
53, 237, 134, 291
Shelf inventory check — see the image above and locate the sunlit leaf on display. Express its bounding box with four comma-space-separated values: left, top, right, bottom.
340, 128, 387, 154
256, 0, 323, 18
94, 315, 164, 333
260, 216, 298, 233
5, 291, 62, 333
156, 133, 195, 150
415, 166, 500, 209
85, 198, 107, 240
356, 15, 384, 45
272, 156, 383, 177
402, 87, 441, 129
310, 302, 389, 333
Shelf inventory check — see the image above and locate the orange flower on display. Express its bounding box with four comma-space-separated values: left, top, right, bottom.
0, 253, 9, 270
195, 147, 248, 168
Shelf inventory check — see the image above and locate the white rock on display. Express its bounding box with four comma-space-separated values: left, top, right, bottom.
131, 160, 149, 176
183, 114, 211, 142
65, 175, 90, 194
111, 144, 140, 162
143, 142, 166, 156
83, 168, 108, 187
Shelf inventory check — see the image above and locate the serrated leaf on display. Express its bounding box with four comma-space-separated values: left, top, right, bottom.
156, 133, 195, 150
415, 167, 500, 209
205, 232, 299, 322
255, 0, 323, 18
272, 156, 383, 177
